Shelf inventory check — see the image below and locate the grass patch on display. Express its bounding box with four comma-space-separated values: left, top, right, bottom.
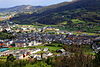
73, 32, 100, 35
72, 19, 84, 24
0, 56, 7, 62
9, 46, 62, 52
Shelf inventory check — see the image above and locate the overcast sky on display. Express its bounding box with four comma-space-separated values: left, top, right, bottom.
0, 0, 72, 8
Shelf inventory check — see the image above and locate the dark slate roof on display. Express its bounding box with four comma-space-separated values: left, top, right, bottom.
14, 41, 26, 43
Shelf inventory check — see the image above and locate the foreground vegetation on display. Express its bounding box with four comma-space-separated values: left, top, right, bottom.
0, 45, 100, 67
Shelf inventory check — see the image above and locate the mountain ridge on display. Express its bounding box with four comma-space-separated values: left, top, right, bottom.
0, 5, 43, 13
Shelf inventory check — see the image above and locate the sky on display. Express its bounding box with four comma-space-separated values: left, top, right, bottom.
0, 0, 72, 8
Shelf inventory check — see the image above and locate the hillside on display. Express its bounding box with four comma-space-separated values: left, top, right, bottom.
0, 5, 43, 13
10, 0, 100, 33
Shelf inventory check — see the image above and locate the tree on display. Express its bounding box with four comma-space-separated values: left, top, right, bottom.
94, 51, 100, 66
7, 54, 16, 62
25, 61, 51, 67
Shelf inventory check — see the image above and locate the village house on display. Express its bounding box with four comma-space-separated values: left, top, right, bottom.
92, 38, 100, 53
14, 41, 27, 47
43, 27, 59, 32
28, 40, 43, 46
0, 27, 3, 32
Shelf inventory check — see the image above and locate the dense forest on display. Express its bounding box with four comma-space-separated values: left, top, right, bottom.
10, 0, 100, 33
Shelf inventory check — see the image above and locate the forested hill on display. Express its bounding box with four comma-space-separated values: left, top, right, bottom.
10, 0, 100, 26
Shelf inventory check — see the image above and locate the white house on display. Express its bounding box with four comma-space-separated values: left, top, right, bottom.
32, 49, 41, 54
29, 40, 42, 46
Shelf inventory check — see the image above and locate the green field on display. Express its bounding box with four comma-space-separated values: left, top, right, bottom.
9, 46, 62, 52
73, 32, 100, 36
72, 19, 84, 24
